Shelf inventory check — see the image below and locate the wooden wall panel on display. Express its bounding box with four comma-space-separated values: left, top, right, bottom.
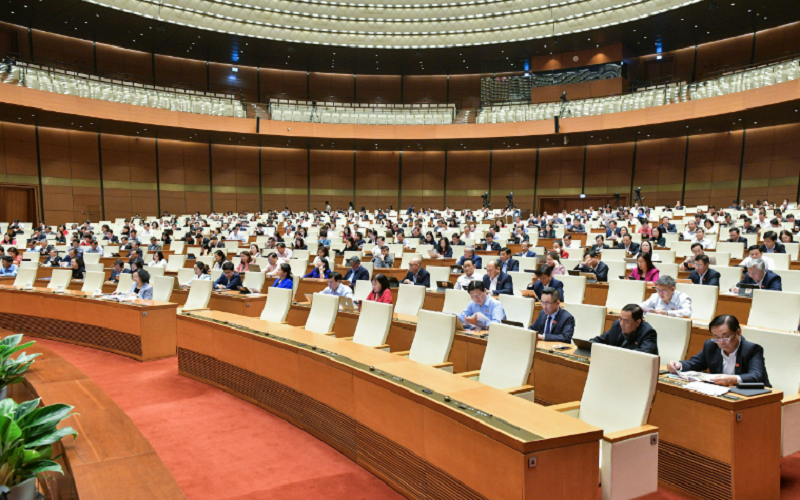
356, 75, 401, 102
403, 76, 448, 103
741, 123, 800, 204
261, 69, 307, 101
0, 22, 28, 58
536, 146, 584, 197
309, 73, 355, 101
31, 30, 93, 70
355, 151, 399, 211
684, 131, 742, 208
695, 34, 753, 79
233, 146, 259, 213
309, 150, 353, 211
262, 147, 307, 211
448, 74, 481, 108
154, 55, 207, 91
402, 151, 445, 210
754, 22, 800, 62
95, 44, 152, 83
491, 149, 536, 211
209, 63, 259, 103
634, 137, 686, 207
584, 143, 634, 199
157, 140, 210, 216
100, 134, 157, 221
446, 150, 490, 209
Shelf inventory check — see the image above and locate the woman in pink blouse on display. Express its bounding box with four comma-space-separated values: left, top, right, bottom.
629, 252, 660, 282
546, 251, 566, 275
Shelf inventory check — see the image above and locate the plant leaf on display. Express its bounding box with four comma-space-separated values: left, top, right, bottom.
0, 336, 22, 348
19, 404, 74, 431
25, 427, 77, 448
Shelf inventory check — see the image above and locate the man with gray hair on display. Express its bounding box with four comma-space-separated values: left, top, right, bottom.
402, 257, 430, 287
371, 245, 394, 269
456, 246, 483, 269
639, 275, 693, 317
732, 258, 782, 292
343, 256, 370, 284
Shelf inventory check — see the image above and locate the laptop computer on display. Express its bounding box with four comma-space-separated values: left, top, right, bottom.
501, 319, 524, 328
738, 283, 758, 297
573, 338, 593, 358
387, 277, 400, 289
427, 249, 439, 258
248, 264, 261, 272
186, 253, 196, 260
450, 265, 463, 274
567, 269, 581, 277
579, 272, 598, 284
339, 296, 356, 311
436, 281, 454, 293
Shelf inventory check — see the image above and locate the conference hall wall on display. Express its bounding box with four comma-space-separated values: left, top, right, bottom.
0, 121, 796, 224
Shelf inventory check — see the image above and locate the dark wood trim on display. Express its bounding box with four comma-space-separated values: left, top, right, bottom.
97, 132, 105, 220
682, 134, 690, 203
34, 125, 44, 222
155, 138, 161, 215
208, 141, 214, 211
737, 127, 747, 201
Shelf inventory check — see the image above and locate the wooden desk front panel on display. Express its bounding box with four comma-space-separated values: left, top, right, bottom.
176, 315, 601, 500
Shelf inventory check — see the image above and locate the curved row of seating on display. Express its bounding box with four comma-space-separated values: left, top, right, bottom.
269, 100, 455, 124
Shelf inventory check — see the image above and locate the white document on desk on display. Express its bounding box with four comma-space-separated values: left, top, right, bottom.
685, 381, 729, 396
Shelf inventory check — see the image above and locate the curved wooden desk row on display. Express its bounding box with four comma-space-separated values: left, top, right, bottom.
0, 287, 178, 361
176, 310, 602, 500
9, 344, 185, 500
283, 304, 783, 500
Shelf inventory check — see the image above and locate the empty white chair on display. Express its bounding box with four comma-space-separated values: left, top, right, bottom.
288, 259, 308, 277
605, 280, 646, 311
605, 261, 627, 281
749, 290, 800, 332
458, 323, 536, 401
550, 344, 659, 500
770, 253, 790, 270
705, 252, 730, 267
774, 269, 800, 293
675, 282, 717, 321
710, 265, 743, 291
147, 266, 165, 277
397, 310, 456, 371
260, 287, 292, 323
18, 261, 38, 270
716, 241, 745, 259
304, 292, 339, 334
170, 241, 185, 255
115, 273, 133, 293
646, 314, 691, 362
558, 274, 587, 304
427, 266, 450, 291
81, 271, 106, 293
442, 289, 472, 315
82, 253, 101, 265
601, 249, 628, 261
152, 276, 174, 302
177, 268, 195, 286
741, 326, 800, 456
562, 303, 607, 342
242, 272, 265, 293
352, 280, 372, 302
165, 255, 187, 272
85, 263, 104, 273
508, 271, 532, 295
12, 268, 37, 288
498, 294, 535, 327
399, 253, 422, 269
654, 262, 679, 278
394, 284, 426, 317
182, 279, 213, 311
350, 301, 393, 350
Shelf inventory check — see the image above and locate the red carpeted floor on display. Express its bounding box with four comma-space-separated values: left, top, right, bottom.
35, 339, 800, 500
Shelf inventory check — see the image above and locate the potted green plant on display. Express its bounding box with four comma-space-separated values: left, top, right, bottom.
0, 398, 77, 500
0, 335, 40, 401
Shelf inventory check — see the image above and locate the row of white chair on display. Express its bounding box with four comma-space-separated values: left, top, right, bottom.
270, 105, 453, 125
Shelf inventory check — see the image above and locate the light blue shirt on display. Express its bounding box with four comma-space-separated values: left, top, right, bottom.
0, 264, 18, 277
320, 283, 353, 298
456, 296, 506, 330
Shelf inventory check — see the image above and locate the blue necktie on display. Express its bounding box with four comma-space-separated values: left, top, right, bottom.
544, 316, 552, 336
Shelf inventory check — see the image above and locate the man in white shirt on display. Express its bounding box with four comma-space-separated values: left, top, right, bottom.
681, 220, 697, 241
454, 259, 479, 290
739, 245, 775, 271
691, 228, 714, 250
320, 272, 353, 298
230, 227, 248, 243
370, 236, 386, 257
395, 233, 411, 248
275, 243, 293, 260
639, 275, 693, 318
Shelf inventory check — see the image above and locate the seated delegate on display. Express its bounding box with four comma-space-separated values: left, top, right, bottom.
732, 258, 782, 292
456, 247, 483, 269
639, 275, 693, 318
688, 255, 721, 286
667, 314, 770, 386
591, 304, 658, 354
402, 258, 431, 288
320, 272, 354, 298
214, 262, 243, 290
527, 264, 564, 301
129, 269, 154, 300
365, 274, 392, 304
530, 287, 575, 343
482, 259, 513, 296
456, 281, 506, 330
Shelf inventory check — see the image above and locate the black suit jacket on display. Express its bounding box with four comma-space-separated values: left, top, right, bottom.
482, 272, 513, 296
591, 320, 659, 355
530, 308, 575, 343
575, 261, 609, 282
659, 223, 677, 233
680, 338, 770, 386
528, 278, 565, 301
480, 241, 502, 252
616, 242, 641, 254
403, 268, 430, 288
738, 270, 782, 291
501, 258, 519, 273
760, 242, 786, 254
689, 268, 721, 287
727, 236, 748, 246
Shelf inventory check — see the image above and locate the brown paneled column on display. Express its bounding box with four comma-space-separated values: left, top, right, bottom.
491, 149, 537, 211
633, 137, 686, 207
355, 150, 399, 211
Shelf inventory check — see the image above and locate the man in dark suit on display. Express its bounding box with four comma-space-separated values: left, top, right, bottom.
574, 250, 610, 282
479, 234, 502, 253
616, 234, 641, 255
514, 241, 536, 258
688, 255, 721, 287
481, 258, 513, 296
402, 257, 430, 288
344, 256, 371, 284
108, 259, 131, 283
605, 221, 621, 240
527, 265, 565, 301
498, 247, 519, 274
530, 287, 575, 343
668, 315, 770, 386
456, 247, 483, 269
658, 216, 677, 234
760, 231, 786, 254
214, 262, 243, 290
591, 304, 658, 355
734, 259, 782, 291
727, 227, 747, 247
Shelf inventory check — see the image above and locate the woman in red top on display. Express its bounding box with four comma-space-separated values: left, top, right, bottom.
552, 241, 569, 259
365, 273, 392, 305
629, 252, 660, 282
